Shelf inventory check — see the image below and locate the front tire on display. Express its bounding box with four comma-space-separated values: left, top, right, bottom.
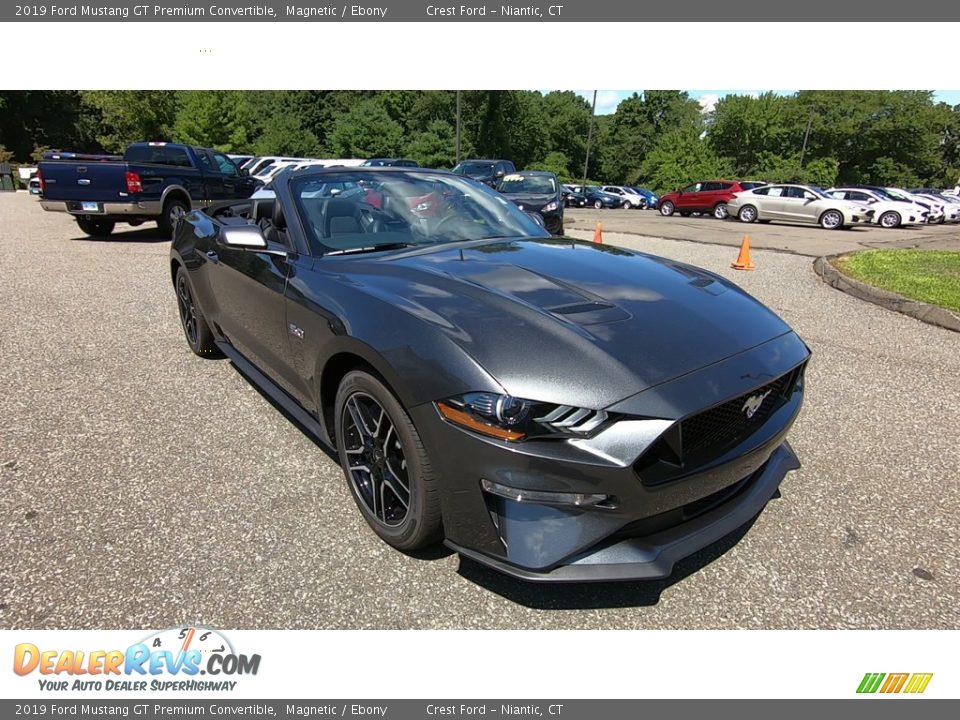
738, 205, 758, 223
660, 200, 675, 216
175, 267, 221, 358
335, 371, 442, 552
878, 210, 901, 229
593, 200, 603, 209
819, 209, 844, 230
76, 217, 115, 237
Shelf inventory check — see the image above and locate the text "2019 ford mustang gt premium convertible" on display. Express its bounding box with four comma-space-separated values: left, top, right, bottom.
171, 167, 810, 582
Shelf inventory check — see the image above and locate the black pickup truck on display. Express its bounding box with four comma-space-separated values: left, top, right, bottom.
38, 142, 260, 237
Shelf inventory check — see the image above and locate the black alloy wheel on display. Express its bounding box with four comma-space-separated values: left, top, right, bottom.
175, 267, 220, 357
335, 371, 441, 550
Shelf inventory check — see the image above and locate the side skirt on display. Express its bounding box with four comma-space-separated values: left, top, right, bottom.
214, 340, 334, 449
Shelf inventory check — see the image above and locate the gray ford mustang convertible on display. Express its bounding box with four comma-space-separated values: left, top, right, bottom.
171, 167, 810, 582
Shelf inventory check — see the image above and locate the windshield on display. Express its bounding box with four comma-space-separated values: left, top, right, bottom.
266, 165, 295, 184
497, 174, 557, 194
453, 162, 495, 176
290, 171, 549, 255
883, 188, 913, 202
808, 186, 831, 199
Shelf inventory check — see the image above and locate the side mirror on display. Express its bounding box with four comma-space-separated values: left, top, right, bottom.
221, 225, 267, 249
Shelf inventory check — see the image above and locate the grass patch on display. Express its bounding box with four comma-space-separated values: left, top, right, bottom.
833, 250, 960, 312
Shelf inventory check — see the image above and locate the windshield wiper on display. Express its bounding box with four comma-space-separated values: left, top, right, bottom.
325, 242, 415, 256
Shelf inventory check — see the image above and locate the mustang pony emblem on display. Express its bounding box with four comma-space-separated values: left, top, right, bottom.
742, 389, 773, 419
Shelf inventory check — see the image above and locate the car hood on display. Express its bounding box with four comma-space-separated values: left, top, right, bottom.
344, 237, 792, 408
501, 193, 557, 209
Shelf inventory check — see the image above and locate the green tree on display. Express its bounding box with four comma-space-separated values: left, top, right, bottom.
707, 92, 802, 176
638, 127, 734, 193
0, 91, 87, 159
172, 91, 250, 152
602, 91, 703, 183
79, 91, 177, 152
539, 91, 592, 176
327, 98, 405, 158
405, 119, 466, 168
527, 151, 571, 180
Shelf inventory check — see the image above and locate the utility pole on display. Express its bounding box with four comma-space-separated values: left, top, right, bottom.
455, 90, 462, 164
581, 90, 598, 190
798, 114, 813, 168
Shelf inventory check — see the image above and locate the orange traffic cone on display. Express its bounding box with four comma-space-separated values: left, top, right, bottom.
593, 221, 603, 245
731, 235, 755, 270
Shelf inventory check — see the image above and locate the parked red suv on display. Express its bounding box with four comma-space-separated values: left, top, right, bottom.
658, 180, 767, 219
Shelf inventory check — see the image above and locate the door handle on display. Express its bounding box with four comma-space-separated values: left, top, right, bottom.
205, 250, 219, 263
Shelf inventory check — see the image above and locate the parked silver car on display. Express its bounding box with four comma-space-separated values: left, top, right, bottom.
727, 184, 874, 229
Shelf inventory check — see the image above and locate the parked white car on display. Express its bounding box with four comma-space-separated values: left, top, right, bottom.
877, 187, 945, 224
600, 185, 646, 209
246, 156, 307, 176
826, 188, 928, 228
727, 183, 874, 229
913, 193, 960, 223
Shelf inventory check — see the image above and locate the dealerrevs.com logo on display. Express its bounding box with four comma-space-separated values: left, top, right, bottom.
13, 626, 260, 692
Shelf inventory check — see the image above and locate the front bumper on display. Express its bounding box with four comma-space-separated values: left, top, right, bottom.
412, 333, 809, 582
449, 441, 799, 582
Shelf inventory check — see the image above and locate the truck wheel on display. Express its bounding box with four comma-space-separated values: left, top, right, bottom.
158, 199, 189, 238
76, 217, 115, 237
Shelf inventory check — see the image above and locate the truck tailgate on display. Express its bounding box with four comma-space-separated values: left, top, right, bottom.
39, 161, 128, 204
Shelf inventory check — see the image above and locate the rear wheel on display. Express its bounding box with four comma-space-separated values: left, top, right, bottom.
158, 198, 189, 238
175, 267, 221, 358
76, 217, 115, 237
738, 205, 758, 223
335, 371, 442, 551
713, 203, 729, 220
593, 200, 603, 209
819, 209, 844, 230
659, 200, 675, 216
878, 210, 901, 229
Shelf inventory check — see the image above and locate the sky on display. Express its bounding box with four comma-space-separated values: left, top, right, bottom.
571, 90, 960, 115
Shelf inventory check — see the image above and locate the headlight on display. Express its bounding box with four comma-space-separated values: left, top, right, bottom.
542, 201, 559, 212
436, 392, 609, 442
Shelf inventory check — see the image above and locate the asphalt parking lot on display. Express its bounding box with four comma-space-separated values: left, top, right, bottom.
566, 208, 960, 256
1, 191, 958, 630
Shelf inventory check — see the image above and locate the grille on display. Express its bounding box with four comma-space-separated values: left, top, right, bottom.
680, 368, 799, 458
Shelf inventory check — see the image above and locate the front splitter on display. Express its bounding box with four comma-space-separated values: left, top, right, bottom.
446, 441, 800, 583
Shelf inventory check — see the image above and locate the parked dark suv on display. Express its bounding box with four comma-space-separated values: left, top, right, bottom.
452, 159, 516, 187
659, 180, 767, 219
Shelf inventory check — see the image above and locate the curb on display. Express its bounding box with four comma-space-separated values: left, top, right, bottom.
813, 254, 960, 334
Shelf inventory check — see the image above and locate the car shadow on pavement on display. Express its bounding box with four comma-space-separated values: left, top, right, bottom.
68, 227, 170, 243
455, 505, 772, 609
